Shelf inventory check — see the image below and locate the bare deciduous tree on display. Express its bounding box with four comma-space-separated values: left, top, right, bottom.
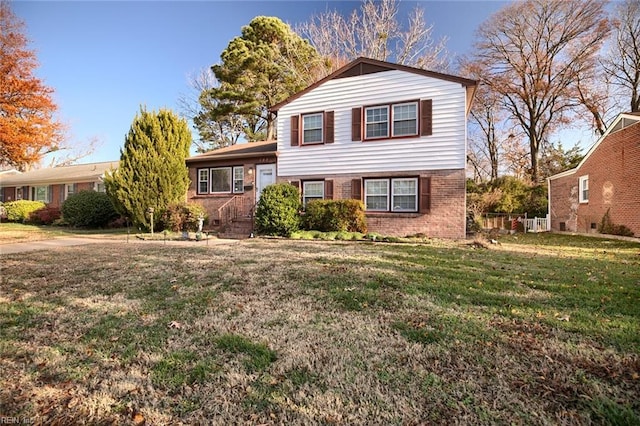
297, 0, 449, 74
603, 0, 640, 112
473, 0, 610, 182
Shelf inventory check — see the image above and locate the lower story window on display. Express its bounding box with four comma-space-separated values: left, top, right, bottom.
198, 166, 245, 194
303, 181, 324, 205
364, 178, 418, 212
210, 168, 231, 193
198, 169, 209, 193
32, 186, 49, 203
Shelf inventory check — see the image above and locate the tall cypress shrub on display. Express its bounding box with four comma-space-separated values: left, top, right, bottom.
104, 107, 191, 230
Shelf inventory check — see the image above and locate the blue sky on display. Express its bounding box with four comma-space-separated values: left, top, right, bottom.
13, 0, 514, 164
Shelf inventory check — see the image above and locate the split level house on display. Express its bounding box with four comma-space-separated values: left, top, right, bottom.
186, 57, 477, 239
0, 161, 117, 208
548, 112, 640, 236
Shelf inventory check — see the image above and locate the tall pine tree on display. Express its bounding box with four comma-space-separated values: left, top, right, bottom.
104, 108, 191, 230
195, 16, 323, 147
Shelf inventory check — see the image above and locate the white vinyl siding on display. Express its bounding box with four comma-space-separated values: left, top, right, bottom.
277, 70, 468, 177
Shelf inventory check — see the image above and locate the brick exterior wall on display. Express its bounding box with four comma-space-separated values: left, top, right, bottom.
187, 156, 276, 227
278, 169, 466, 239
549, 120, 640, 236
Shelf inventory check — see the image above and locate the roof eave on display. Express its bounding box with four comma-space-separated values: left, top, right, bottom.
186, 150, 278, 164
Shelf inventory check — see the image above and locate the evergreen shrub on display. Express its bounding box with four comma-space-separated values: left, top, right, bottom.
254, 183, 301, 237
61, 190, 119, 227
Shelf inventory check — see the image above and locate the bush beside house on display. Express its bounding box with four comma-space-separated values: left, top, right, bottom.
255, 183, 301, 237
3, 200, 46, 223
303, 199, 367, 233
160, 202, 208, 232
61, 190, 119, 227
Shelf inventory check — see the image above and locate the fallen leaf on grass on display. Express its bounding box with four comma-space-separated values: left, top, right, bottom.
133, 411, 145, 425
168, 321, 183, 329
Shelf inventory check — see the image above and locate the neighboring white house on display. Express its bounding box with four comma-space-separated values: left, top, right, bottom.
270, 57, 477, 238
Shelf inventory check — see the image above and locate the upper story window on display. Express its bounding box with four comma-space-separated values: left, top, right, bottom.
392, 102, 418, 137
352, 99, 431, 141
302, 113, 323, 144
198, 166, 244, 195
579, 175, 589, 203
365, 106, 390, 139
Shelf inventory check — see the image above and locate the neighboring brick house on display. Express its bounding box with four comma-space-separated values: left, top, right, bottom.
0, 161, 117, 208
548, 112, 640, 236
187, 57, 477, 238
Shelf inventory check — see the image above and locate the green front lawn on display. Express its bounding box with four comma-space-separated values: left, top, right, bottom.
1, 234, 638, 424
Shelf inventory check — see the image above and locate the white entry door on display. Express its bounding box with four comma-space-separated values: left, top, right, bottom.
256, 164, 276, 203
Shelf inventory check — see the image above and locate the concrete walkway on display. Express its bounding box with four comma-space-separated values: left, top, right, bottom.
0, 235, 239, 255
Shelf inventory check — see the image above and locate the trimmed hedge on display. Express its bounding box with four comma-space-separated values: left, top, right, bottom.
3, 200, 46, 223
303, 199, 367, 233
160, 202, 208, 232
255, 183, 301, 237
61, 190, 119, 227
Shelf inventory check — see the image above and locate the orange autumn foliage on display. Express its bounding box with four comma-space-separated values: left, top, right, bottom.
0, 1, 64, 170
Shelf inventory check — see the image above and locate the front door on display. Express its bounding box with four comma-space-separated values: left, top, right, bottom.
255, 164, 276, 203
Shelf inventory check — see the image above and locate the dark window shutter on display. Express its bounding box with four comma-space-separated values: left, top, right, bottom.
60, 184, 65, 204
351, 178, 362, 200
48, 185, 53, 203
324, 179, 334, 200
290, 180, 301, 192
420, 99, 432, 136
419, 177, 431, 213
351, 107, 362, 141
291, 115, 300, 146
324, 111, 334, 144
